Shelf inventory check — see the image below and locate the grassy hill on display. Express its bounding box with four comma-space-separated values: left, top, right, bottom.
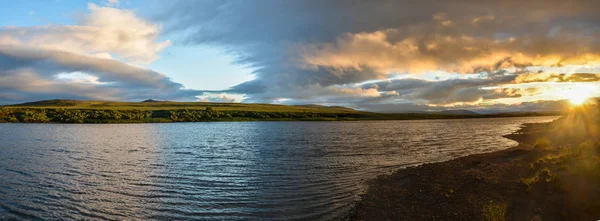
0, 99, 561, 123
438, 109, 480, 115
10, 99, 358, 113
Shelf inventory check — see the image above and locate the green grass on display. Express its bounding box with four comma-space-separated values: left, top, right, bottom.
533, 138, 552, 150
7, 99, 358, 113
521, 172, 541, 188
482, 200, 508, 221
0, 99, 562, 123
523, 132, 600, 193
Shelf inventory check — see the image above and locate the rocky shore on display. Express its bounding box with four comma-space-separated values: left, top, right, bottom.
348, 112, 600, 221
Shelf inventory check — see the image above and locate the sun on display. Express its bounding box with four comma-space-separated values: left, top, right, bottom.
569, 95, 588, 105
563, 85, 596, 106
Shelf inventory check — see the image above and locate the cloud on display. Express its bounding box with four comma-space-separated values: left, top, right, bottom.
0, 3, 206, 104
106, 0, 119, 6
154, 0, 600, 111
3, 0, 600, 111
355, 99, 573, 114
298, 26, 599, 74
0, 41, 198, 104
471, 15, 495, 24
0, 68, 122, 101
514, 72, 600, 83
0, 3, 170, 64
198, 94, 237, 103
355, 74, 524, 106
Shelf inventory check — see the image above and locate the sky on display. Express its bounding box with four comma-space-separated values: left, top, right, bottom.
0, 0, 598, 113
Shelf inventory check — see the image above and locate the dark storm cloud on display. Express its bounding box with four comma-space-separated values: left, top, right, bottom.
154, 0, 600, 110
359, 72, 520, 105
0, 46, 202, 104
355, 99, 572, 114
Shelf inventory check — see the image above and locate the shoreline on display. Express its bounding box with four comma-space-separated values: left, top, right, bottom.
0, 100, 561, 123
0, 112, 561, 124
346, 116, 600, 220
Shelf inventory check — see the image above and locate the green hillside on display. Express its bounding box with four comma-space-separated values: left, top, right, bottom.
0, 99, 561, 123
9, 99, 358, 113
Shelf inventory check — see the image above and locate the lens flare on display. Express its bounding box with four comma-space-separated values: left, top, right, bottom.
563, 85, 596, 106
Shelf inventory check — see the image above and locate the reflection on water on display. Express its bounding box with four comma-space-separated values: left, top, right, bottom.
0, 117, 557, 220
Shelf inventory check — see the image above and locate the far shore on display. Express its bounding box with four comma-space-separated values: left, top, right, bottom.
0, 99, 560, 124
347, 109, 600, 220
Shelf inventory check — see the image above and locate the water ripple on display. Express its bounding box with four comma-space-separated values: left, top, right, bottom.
0, 117, 557, 220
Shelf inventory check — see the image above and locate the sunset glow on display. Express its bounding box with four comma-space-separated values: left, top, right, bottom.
563, 85, 597, 106
2, 1, 600, 220
0, 0, 598, 113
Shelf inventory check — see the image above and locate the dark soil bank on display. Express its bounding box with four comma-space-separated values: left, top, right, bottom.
349, 112, 600, 221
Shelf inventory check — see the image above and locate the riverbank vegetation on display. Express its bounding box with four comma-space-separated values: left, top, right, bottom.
0, 99, 559, 123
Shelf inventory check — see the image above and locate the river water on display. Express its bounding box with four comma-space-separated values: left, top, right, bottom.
0, 116, 557, 220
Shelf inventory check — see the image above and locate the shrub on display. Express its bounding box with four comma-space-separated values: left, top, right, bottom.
16, 110, 50, 123
482, 200, 507, 221
521, 172, 540, 189
534, 138, 552, 150
0, 108, 18, 122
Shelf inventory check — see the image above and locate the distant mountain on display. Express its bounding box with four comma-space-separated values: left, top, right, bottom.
141, 99, 166, 103
293, 104, 357, 112
437, 109, 480, 115
11, 99, 83, 107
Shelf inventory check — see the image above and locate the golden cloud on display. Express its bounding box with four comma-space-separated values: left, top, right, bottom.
296, 14, 600, 76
